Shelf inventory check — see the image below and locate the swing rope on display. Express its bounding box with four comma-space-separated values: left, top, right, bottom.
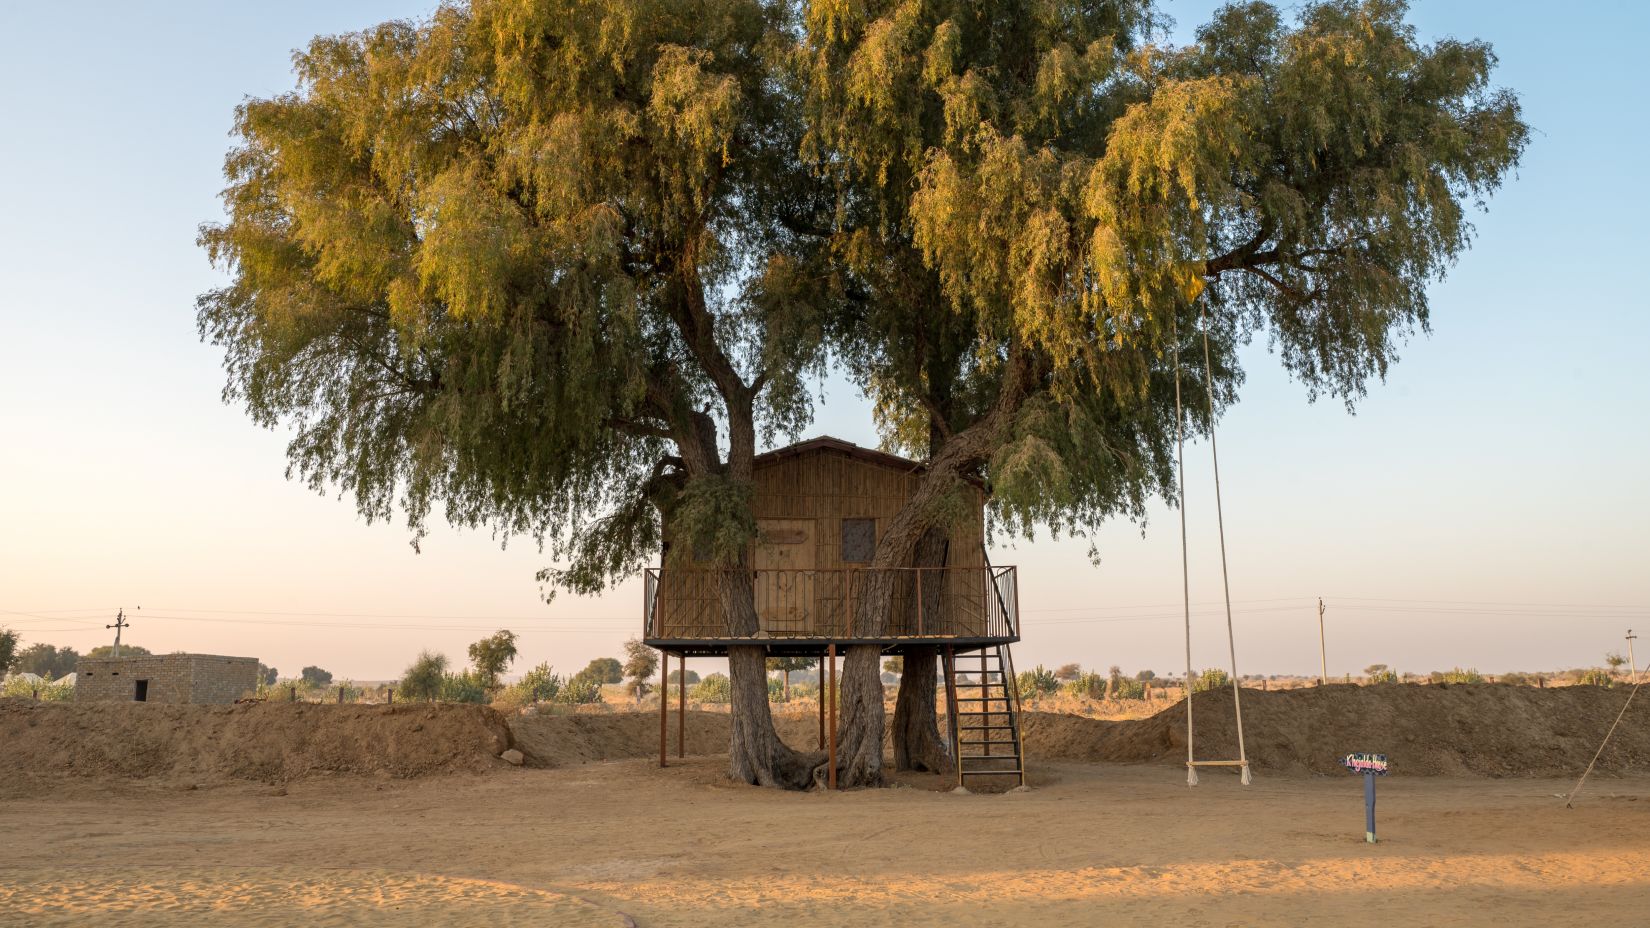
1173, 303, 1253, 787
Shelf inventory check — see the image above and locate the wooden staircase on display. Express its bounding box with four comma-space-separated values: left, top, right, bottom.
943, 643, 1027, 789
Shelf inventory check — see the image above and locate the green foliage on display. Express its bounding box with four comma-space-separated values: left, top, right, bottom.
880, 656, 904, 675
1017, 665, 1060, 699
1136, 669, 1156, 682
329, 680, 363, 702
257, 663, 279, 686
438, 670, 490, 704
1577, 668, 1615, 688
1605, 652, 1627, 671
803, 0, 1528, 552
623, 639, 660, 698
0, 628, 18, 674
666, 668, 701, 686
398, 651, 449, 702
512, 663, 564, 704
767, 675, 785, 701
1194, 668, 1231, 693
1110, 674, 1146, 700
1432, 667, 1485, 685
1054, 663, 1081, 681
557, 675, 605, 705
300, 665, 333, 688
197, 0, 837, 606
1367, 669, 1399, 685
577, 657, 624, 686
468, 630, 519, 690
86, 644, 150, 660
1064, 672, 1105, 699
693, 672, 733, 703
15, 644, 78, 678
1, 674, 73, 701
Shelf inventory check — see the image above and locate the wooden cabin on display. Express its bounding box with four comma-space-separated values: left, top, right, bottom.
642, 436, 1027, 788
645, 436, 1017, 651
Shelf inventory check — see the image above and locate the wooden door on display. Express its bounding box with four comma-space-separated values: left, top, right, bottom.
754, 519, 815, 634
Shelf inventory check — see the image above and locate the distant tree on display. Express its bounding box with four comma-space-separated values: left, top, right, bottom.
300, 665, 333, 688
513, 663, 563, 704
85, 644, 151, 660
767, 656, 817, 701
1054, 663, 1081, 681
399, 651, 448, 702
1605, 652, 1627, 675
881, 656, 903, 676
467, 630, 520, 690
0, 628, 19, 675
623, 638, 660, 700
257, 663, 279, 686
15, 643, 79, 678
666, 668, 701, 687
577, 657, 624, 686
1136, 670, 1157, 683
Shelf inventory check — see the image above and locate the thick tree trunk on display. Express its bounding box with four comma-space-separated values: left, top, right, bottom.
892, 527, 952, 773
832, 643, 886, 787
722, 568, 824, 789
892, 645, 950, 773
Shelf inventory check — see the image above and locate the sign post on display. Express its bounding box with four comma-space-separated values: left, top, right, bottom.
1343, 752, 1389, 843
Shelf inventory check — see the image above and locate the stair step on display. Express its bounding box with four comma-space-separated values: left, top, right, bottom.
960, 769, 1024, 777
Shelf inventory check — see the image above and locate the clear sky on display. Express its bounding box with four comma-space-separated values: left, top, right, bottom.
1, 1, 1646, 684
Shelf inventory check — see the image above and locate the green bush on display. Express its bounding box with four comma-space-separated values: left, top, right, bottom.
1434, 667, 1485, 685
1110, 675, 1146, 700
692, 672, 732, 703
1367, 669, 1399, 685
1016, 665, 1059, 699
437, 671, 489, 704
1577, 668, 1615, 688
1, 674, 73, 701
508, 662, 563, 704
1193, 668, 1230, 693
557, 674, 604, 705
1064, 672, 1105, 699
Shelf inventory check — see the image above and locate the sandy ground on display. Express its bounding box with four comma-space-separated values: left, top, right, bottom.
4, 758, 1648, 927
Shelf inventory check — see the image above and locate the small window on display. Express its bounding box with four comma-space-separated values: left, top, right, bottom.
841, 518, 876, 563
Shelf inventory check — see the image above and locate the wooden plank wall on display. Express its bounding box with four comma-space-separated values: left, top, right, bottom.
656, 446, 989, 638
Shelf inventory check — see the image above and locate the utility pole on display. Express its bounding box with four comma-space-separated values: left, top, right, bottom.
1316, 598, 1328, 686
106, 607, 132, 658
1628, 629, 1639, 682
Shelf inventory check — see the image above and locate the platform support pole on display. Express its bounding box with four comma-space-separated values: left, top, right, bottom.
827, 642, 837, 790
677, 653, 686, 759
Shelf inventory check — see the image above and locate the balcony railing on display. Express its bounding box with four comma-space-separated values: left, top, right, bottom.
643, 566, 1018, 643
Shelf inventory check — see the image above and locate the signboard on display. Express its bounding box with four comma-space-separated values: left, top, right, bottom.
1343, 752, 1389, 844
1343, 752, 1389, 775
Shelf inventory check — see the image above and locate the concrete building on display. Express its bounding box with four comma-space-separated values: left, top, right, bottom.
75, 653, 258, 704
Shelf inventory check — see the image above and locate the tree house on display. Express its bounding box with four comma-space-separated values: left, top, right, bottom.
643, 436, 1026, 788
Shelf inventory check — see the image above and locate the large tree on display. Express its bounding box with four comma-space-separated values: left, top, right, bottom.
801, 0, 1527, 785
199, 0, 835, 787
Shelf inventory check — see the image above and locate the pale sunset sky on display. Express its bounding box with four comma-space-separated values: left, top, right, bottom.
1, 1, 1645, 682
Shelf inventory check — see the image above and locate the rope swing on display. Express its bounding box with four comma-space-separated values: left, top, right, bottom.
1172, 302, 1252, 787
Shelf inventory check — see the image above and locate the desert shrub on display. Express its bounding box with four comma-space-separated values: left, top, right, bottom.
1, 674, 73, 701
1193, 668, 1230, 693
557, 674, 605, 705
693, 672, 732, 703
1577, 668, 1615, 688
767, 675, 784, 700
1367, 669, 1399, 685
399, 651, 448, 701
437, 671, 489, 704
503, 662, 563, 705
1064, 672, 1105, 699
1435, 667, 1485, 685
326, 680, 363, 702
1016, 665, 1059, 699
791, 680, 820, 700
1498, 672, 1531, 686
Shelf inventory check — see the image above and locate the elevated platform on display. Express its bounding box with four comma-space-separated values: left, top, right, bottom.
643, 566, 1019, 658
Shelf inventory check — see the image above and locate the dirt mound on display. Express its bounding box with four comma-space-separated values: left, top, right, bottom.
507, 709, 828, 766
1024, 683, 1650, 776
0, 700, 513, 784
